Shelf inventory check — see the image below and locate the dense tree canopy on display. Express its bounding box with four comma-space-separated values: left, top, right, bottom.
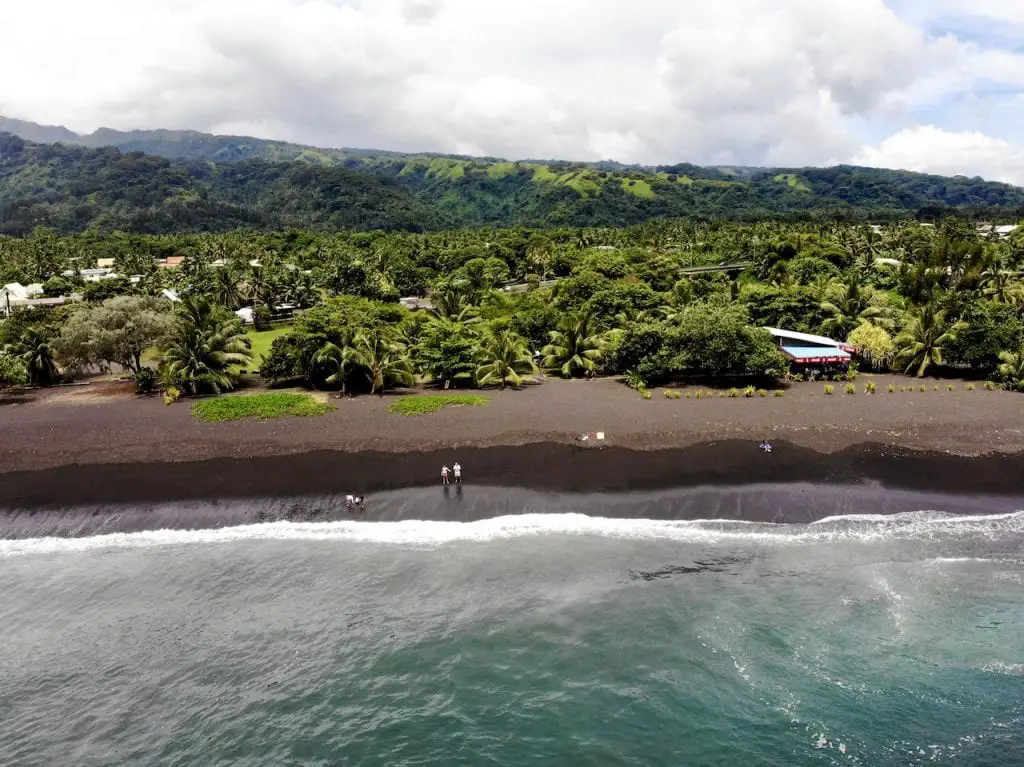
3, 213, 1024, 394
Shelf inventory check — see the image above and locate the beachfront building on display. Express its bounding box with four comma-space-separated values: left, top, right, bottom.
765, 327, 853, 372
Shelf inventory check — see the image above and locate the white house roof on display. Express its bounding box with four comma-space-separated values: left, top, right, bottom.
765, 327, 853, 350
3, 282, 42, 299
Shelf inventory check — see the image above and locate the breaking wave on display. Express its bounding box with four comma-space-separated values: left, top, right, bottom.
2, 510, 1022, 558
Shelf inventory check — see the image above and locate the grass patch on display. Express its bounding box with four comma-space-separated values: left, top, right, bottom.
773, 173, 812, 192
387, 393, 489, 416
530, 164, 559, 183
485, 161, 517, 179
621, 178, 656, 199
192, 392, 333, 423
245, 324, 292, 369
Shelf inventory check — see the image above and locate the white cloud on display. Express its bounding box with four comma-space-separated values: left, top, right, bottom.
852, 125, 1024, 185
0, 0, 1021, 179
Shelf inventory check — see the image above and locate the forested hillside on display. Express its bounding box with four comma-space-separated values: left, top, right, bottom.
0, 134, 444, 235
2, 121, 1024, 234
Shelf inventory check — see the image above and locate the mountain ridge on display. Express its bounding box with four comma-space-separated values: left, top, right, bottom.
1, 116, 1023, 235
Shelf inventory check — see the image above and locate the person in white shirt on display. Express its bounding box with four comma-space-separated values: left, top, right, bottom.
441, 466, 451, 485
453, 462, 462, 484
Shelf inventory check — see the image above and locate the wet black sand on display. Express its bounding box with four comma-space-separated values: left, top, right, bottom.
1, 441, 1023, 538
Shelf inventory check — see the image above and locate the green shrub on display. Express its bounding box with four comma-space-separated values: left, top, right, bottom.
685, 392, 692, 399
624, 370, 647, 391
919, 385, 927, 392
744, 386, 756, 398
253, 305, 273, 332
727, 388, 740, 398
134, 367, 157, 395
772, 390, 784, 397
193, 392, 335, 422
844, 383, 856, 395
864, 381, 877, 394
695, 390, 705, 400
387, 394, 489, 416
887, 384, 896, 393
933, 384, 940, 391
984, 381, 996, 391
900, 386, 906, 392
163, 386, 181, 405
966, 383, 976, 391
642, 390, 652, 400
946, 384, 955, 392
824, 384, 834, 395
757, 389, 768, 397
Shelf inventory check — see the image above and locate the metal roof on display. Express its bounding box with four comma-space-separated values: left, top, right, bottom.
765, 327, 855, 353
781, 345, 851, 363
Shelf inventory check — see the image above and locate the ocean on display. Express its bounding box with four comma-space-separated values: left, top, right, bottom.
1, 492, 1022, 765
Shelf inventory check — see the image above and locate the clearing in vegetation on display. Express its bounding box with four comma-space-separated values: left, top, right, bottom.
388, 394, 490, 416
247, 324, 292, 366
192, 392, 334, 422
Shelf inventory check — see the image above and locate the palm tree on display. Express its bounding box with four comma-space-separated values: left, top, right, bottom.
894, 304, 962, 378
161, 298, 252, 394
981, 266, 1024, 306
314, 341, 355, 395
10, 327, 60, 386
353, 329, 414, 395
284, 268, 320, 309
820, 278, 885, 339
211, 266, 245, 310
997, 346, 1024, 391
541, 311, 605, 378
476, 328, 536, 389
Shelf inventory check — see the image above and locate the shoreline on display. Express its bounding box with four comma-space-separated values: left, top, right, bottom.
2, 441, 1024, 539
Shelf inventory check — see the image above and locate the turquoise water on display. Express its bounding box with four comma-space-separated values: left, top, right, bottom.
1, 509, 1022, 765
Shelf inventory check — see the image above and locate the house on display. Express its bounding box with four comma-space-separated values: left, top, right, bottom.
95, 258, 116, 269
159, 256, 186, 269
976, 224, 1020, 239
1, 287, 76, 317
3, 282, 44, 300
79, 268, 118, 283
399, 296, 436, 311
765, 327, 853, 367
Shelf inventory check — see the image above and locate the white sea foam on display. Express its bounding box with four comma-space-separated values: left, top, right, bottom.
0, 510, 1022, 558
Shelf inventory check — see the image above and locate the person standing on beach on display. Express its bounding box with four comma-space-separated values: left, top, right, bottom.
441, 466, 451, 485
453, 462, 462, 484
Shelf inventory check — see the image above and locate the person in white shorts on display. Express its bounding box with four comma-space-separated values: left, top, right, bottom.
453, 462, 462, 484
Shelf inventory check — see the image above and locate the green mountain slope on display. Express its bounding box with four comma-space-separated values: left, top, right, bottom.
0, 133, 445, 235
2, 116, 1024, 234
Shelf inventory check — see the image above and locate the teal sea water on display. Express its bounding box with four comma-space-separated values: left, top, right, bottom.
1, 507, 1022, 765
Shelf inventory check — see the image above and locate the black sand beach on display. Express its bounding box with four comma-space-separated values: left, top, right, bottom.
2, 441, 1024, 538
2, 378, 1024, 537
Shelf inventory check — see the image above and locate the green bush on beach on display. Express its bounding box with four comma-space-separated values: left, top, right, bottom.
387, 393, 489, 416
192, 392, 334, 422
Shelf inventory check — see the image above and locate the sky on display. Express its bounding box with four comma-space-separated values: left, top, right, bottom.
2, 0, 1024, 184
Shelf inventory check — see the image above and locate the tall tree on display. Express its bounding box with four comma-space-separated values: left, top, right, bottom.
160, 297, 252, 394
542, 311, 605, 378
418, 319, 478, 389
476, 328, 536, 389
58, 296, 173, 375
894, 304, 962, 378
9, 327, 61, 386
352, 329, 413, 396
